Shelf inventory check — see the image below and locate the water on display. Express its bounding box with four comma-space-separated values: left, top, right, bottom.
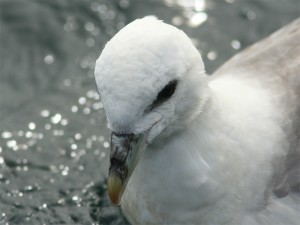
0, 0, 299, 224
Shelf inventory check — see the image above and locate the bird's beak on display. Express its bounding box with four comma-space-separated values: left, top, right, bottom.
108, 132, 148, 206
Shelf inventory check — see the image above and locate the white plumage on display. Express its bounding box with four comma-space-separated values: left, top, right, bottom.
95, 17, 300, 225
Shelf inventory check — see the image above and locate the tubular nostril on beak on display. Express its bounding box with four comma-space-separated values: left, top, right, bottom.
109, 158, 128, 181
111, 132, 137, 162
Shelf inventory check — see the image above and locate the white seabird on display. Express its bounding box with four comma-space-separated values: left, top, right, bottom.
94, 17, 300, 225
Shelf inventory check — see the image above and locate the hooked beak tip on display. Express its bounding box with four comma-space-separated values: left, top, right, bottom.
108, 131, 149, 206
107, 173, 123, 206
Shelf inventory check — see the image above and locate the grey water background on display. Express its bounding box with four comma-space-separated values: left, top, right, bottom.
0, 0, 299, 224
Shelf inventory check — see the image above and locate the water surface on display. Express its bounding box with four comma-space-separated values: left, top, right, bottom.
0, 0, 299, 224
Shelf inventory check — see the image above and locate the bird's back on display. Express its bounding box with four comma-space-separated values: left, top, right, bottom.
212, 18, 300, 200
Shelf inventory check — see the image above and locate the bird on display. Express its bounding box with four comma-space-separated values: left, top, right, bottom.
94, 16, 300, 225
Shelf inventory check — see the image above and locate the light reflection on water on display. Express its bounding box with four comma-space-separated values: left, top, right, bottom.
0, 0, 299, 224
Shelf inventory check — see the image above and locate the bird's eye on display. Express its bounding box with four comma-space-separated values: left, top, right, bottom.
157, 80, 178, 101
148, 79, 178, 111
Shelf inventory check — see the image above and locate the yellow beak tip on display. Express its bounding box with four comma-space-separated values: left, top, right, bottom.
108, 174, 123, 206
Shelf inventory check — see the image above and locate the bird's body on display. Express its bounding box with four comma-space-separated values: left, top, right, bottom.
95, 17, 300, 225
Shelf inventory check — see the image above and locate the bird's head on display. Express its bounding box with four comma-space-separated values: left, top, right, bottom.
94, 16, 208, 206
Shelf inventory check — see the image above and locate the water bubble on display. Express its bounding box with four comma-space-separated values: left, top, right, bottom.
85, 22, 95, 32
78, 165, 84, 171
93, 93, 100, 100
207, 51, 218, 60
172, 16, 183, 26
71, 144, 77, 150
24, 185, 33, 192
25, 131, 33, 138
78, 149, 86, 156
70, 152, 77, 158
188, 12, 207, 27
12, 190, 19, 196
71, 105, 78, 113
106, 10, 116, 20
225, 0, 235, 3
44, 54, 55, 64
194, 0, 206, 11
80, 59, 89, 69
63, 16, 78, 32
119, 0, 130, 8
18, 131, 24, 136
51, 114, 62, 124
83, 107, 91, 115
78, 97, 87, 105
87, 90, 95, 98
7, 140, 17, 148
98, 4, 108, 14
63, 23, 72, 32
0, 146, 2, 153
86, 37, 95, 47
62, 170, 68, 176
86, 139, 92, 149
72, 195, 79, 201
28, 122, 36, 130
92, 102, 103, 110
100, 152, 106, 158
39, 203, 47, 209
231, 40, 241, 49
103, 142, 109, 148
38, 133, 44, 139
20, 144, 28, 150
2, 131, 12, 139
27, 139, 36, 147
49, 165, 58, 173
40, 110, 50, 117
74, 133, 82, 140
57, 198, 65, 205
0, 157, 5, 164
60, 119, 68, 126
53, 130, 64, 136
85, 181, 95, 189
91, 2, 101, 11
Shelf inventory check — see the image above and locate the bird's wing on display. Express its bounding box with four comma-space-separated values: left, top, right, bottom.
213, 18, 300, 93
212, 18, 300, 195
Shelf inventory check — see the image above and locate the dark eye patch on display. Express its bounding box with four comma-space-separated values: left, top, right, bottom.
147, 79, 178, 111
